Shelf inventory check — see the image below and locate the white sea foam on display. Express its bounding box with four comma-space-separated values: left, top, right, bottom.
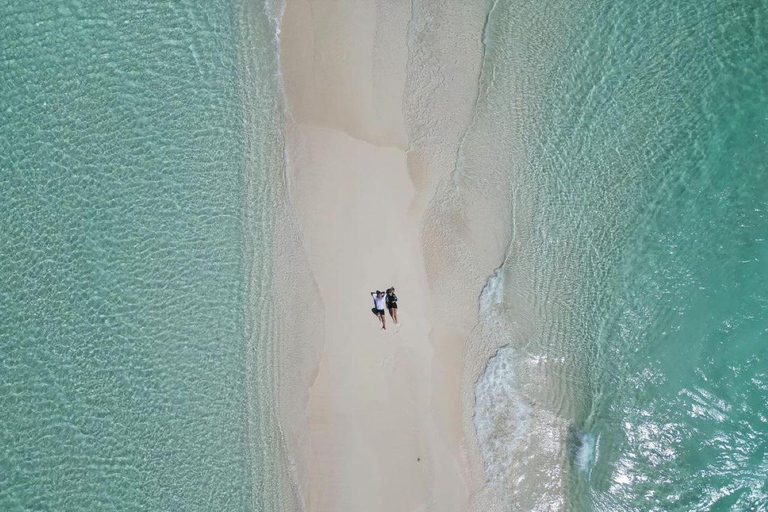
474, 267, 535, 491
575, 431, 598, 474
481, 0, 500, 49
479, 266, 505, 315
474, 262, 573, 510
264, 0, 285, 42
474, 344, 532, 488
263, 0, 287, 96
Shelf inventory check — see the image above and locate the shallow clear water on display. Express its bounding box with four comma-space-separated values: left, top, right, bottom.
474, 0, 768, 510
0, 2, 281, 510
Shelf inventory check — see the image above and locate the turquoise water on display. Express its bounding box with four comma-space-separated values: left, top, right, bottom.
474, 0, 768, 509
1, 2, 282, 510
4, 0, 767, 510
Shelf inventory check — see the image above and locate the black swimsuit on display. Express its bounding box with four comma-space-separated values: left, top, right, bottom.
387, 294, 398, 309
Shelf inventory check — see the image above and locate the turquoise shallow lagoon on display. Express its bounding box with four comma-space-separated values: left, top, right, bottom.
1, 1, 281, 510
472, 0, 768, 510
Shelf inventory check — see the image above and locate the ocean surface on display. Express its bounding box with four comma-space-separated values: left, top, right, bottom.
473, 0, 768, 510
3, 0, 767, 511
1, 1, 282, 510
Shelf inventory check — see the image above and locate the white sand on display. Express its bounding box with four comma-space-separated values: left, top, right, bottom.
274, 1, 510, 511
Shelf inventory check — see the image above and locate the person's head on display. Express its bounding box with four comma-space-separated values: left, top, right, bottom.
377, 290, 384, 297
390, 287, 395, 293
386, 288, 392, 295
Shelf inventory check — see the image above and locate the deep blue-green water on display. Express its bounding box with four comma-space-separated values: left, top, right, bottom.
473, 0, 768, 510
1, 2, 282, 510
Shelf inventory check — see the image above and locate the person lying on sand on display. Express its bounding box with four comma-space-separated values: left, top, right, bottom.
371, 290, 387, 330
386, 287, 399, 326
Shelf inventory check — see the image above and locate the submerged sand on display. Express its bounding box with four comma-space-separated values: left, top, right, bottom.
273, 1, 518, 511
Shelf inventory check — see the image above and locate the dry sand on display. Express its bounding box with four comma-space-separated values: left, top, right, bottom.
274, 1, 509, 511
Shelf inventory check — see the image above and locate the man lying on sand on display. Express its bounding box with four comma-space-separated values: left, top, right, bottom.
371, 290, 387, 330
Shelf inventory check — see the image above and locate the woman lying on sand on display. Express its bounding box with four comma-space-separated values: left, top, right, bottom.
386, 287, 399, 326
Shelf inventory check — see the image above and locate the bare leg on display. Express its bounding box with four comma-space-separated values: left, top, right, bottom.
393, 308, 399, 325
379, 312, 386, 330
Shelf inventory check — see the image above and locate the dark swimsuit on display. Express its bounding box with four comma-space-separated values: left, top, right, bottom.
387, 294, 398, 309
